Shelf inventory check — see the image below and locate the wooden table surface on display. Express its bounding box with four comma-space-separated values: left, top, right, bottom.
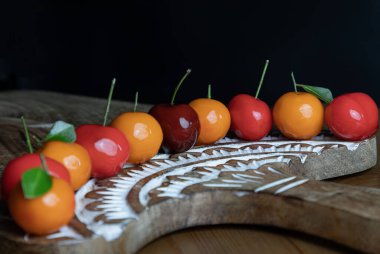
0, 90, 378, 254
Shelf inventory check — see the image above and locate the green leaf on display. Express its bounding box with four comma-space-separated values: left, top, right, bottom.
44, 121, 76, 143
296, 84, 334, 104
21, 167, 52, 199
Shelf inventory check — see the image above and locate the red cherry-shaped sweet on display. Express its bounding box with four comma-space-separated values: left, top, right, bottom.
149, 104, 200, 153
228, 94, 272, 140
75, 124, 130, 179
325, 92, 378, 141
228, 60, 272, 141
1, 153, 70, 200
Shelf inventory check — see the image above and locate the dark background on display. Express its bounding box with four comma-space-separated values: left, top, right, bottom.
0, 0, 379, 105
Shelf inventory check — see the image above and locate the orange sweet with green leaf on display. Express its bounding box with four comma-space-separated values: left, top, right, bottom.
8, 155, 75, 235
273, 73, 330, 140
189, 85, 231, 145
39, 121, 92, 190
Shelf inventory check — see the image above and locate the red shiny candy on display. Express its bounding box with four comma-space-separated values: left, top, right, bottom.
75, 125, 130, 179
228, 94, 272, 141
325, 92, 378, 141
1, 153, 70, 200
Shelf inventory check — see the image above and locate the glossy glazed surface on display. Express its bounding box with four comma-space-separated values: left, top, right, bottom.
325, 92, 378, 140
41, 141, 91, 190
189, 98, 231, 145
273, 92, 324, 140
112, 112, 163, 164
76, 124, 130, 178
149, 104, 200, 153
1, 153, 70, 200
8, 177, 75, 235
228, 94, 272, 141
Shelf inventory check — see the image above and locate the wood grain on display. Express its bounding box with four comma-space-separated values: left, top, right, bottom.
0, 90, 378, 254
119, 168, 380, 254
139, 225, 358, 254
0, 90, 151, 125
139, 124, 380, 254
138, 127, 380, 254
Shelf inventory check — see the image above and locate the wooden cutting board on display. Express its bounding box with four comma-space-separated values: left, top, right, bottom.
0, 91, 378, 254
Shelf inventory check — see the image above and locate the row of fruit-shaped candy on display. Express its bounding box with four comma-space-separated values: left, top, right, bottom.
1, 60, 378, 236
148, 61, 378, 153
115, 61, 378, 166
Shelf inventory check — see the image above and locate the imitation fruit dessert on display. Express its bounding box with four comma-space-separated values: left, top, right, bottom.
8, 154, 75, 235
325, 92, 378, 141
228, 60, 272, 141
76, 79, 130, 178
189, 85, 231, 145
273, 73, 325, 140
36, 120, 92, 190
2, 153, 70, 200
112, 92, 163, 164
149, 69, 200, 153
1, 117, 71, 200
41, 141, 91, 190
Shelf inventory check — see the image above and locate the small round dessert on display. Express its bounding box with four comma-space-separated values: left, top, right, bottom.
2, 154, 70, 200
1, 117, 71, 200
149, 69, 200, 153
112, 111, 163, 164
8, 177, 75, 235
228, 60, 272, 141
76, 125, 130, 178
325, 92, 378, 141
189, 85, 231, 145
41, 141, 91, 190
273, 91, 324, 140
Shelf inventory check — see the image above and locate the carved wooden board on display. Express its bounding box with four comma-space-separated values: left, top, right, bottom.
0, 91, 378, 254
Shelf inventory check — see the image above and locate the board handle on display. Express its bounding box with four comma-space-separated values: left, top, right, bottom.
119, 173, 380, 254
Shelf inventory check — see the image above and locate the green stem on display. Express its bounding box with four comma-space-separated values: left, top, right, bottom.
291, 72, 298, 93
255, 60, 269, 99
32, 135, 43, 147
103, 78, 116, 126
208, 84, 212, 99
39, 153, 49, 174
134, 91, 139, 112
170, 69, 192, 105
21, 116, 33, 154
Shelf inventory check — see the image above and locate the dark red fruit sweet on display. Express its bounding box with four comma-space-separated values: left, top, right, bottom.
149, 104, 199, 153
149, 69, 200, 153
76, 124, 130, 179
325, 92, 378, 141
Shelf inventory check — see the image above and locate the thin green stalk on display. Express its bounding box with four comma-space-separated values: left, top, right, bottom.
255, 60, 269, 99
171, 69, 192, 105
134, 91, 139, 112
291, 72, 298, 93
39, 153, 49, 174
103, 78, 116, 126
21, 116, 33, 154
